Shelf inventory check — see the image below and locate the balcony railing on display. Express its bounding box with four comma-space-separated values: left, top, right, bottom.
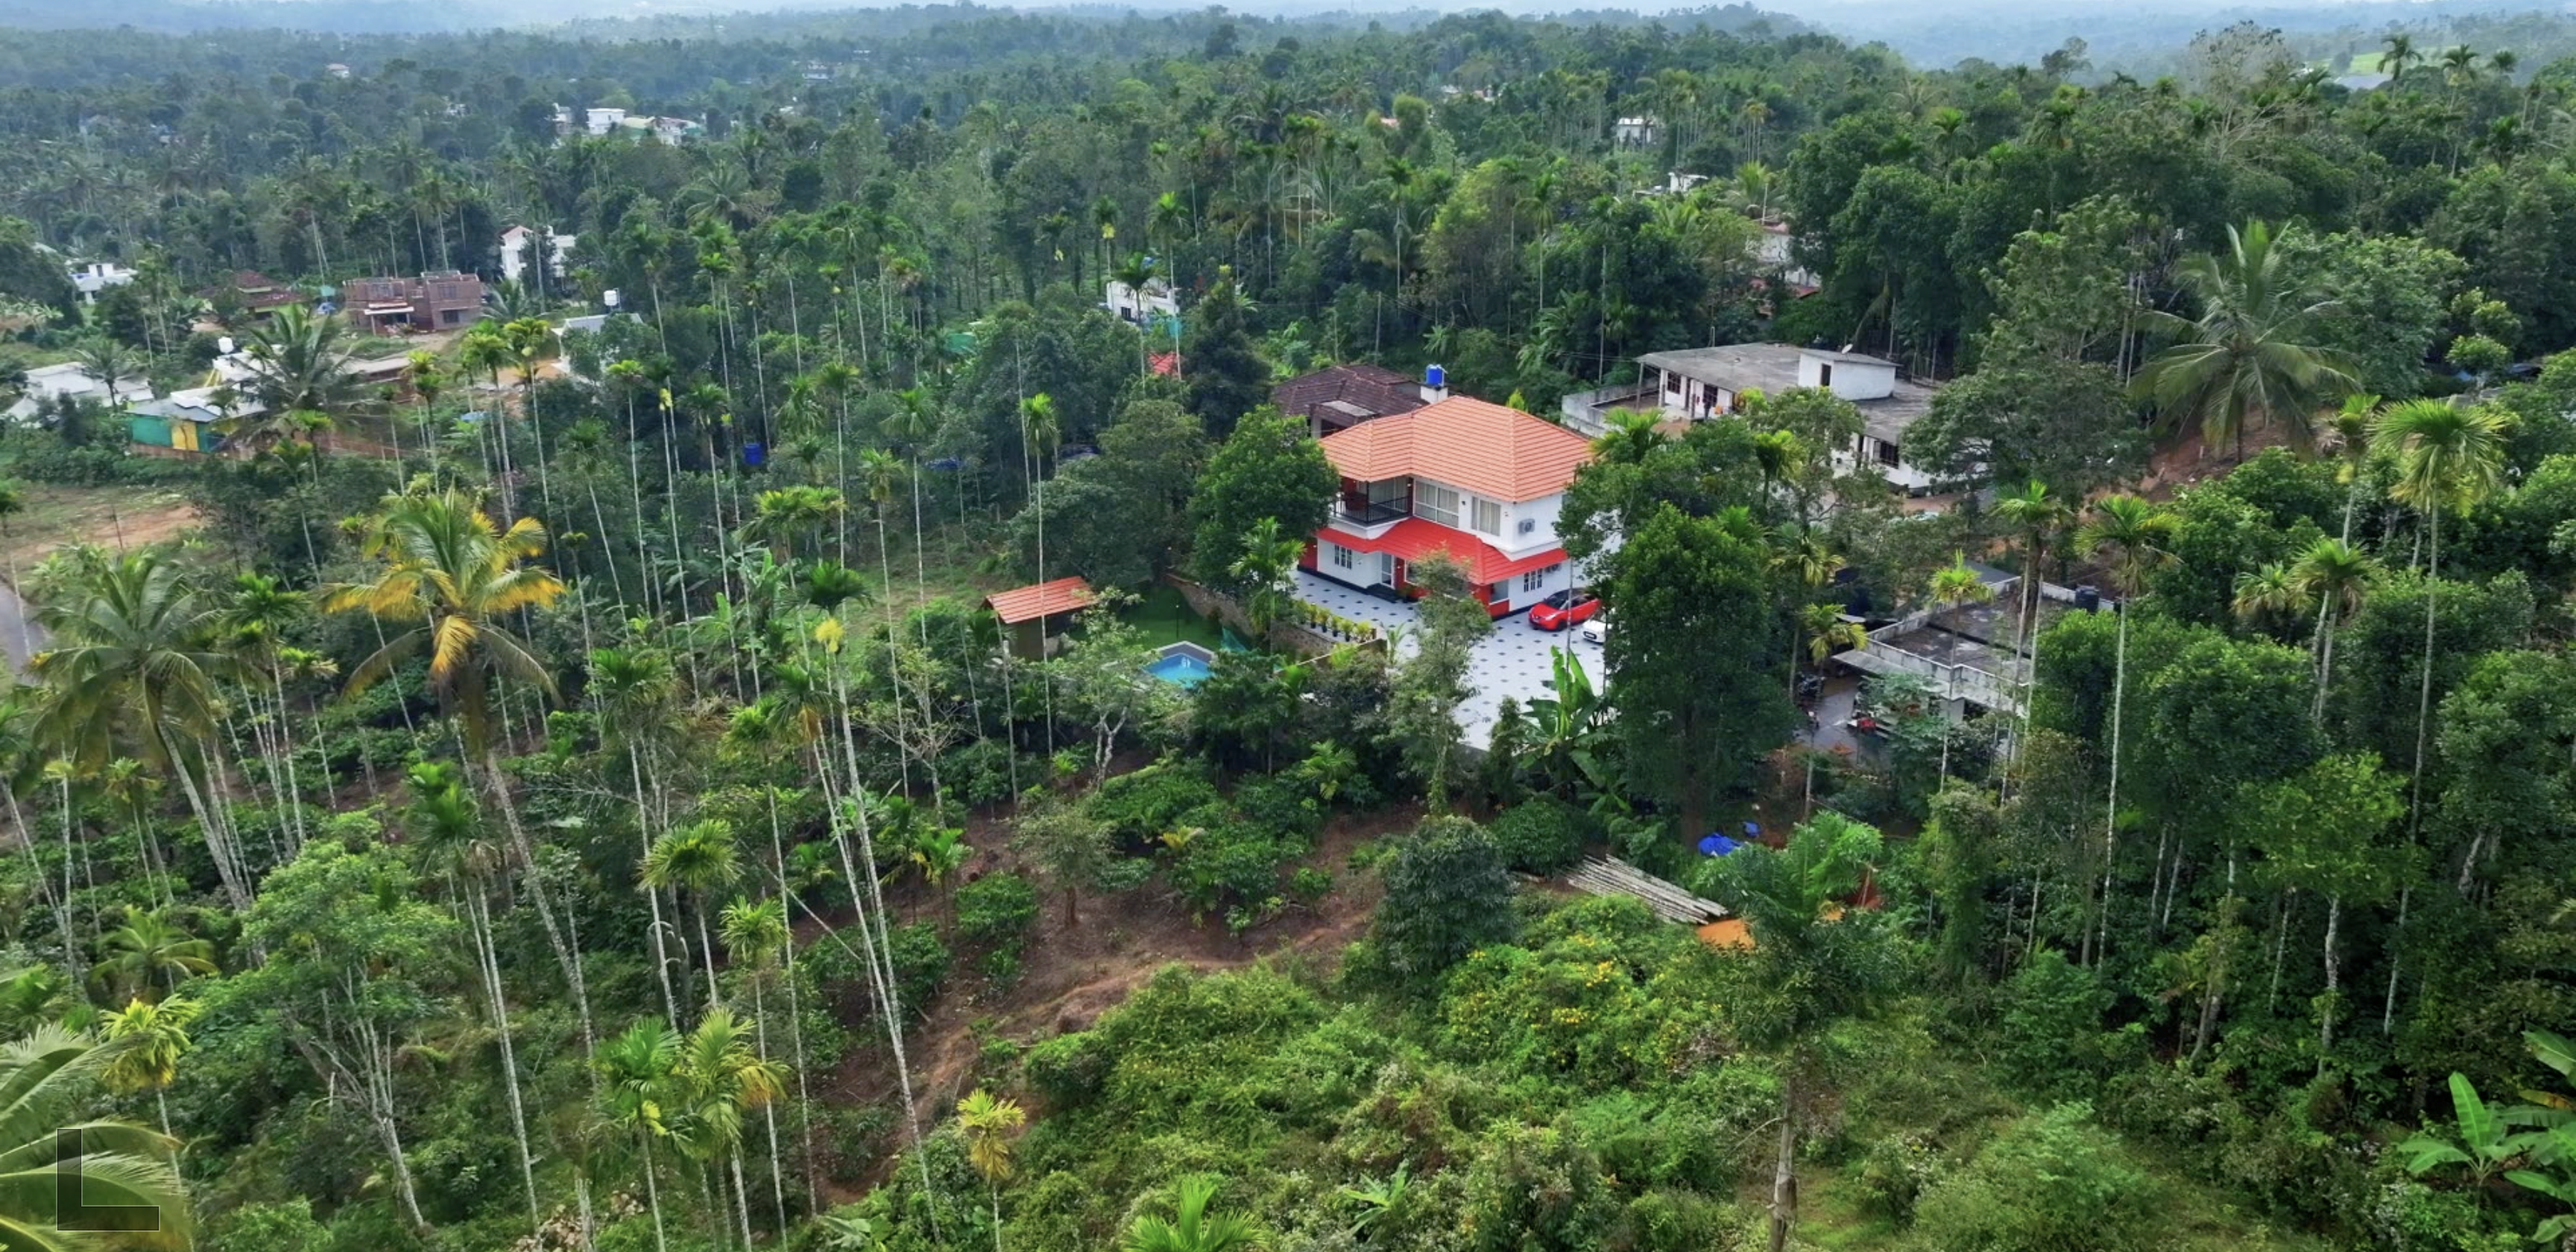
1337, 499, 1410, 527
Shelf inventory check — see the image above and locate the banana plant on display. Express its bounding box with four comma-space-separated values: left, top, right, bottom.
2397, 1072, 2532, 1193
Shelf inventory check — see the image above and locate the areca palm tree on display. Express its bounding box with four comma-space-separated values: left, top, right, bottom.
2074, 496, 2179, 961
1928, 555, 1996, 780
2289, 537, 2378, 721
596, 1020, 681, 1252
2371, 400, 2510, 818
643, 820, 741, 1009
1123, 1174, 1258, 1252
2133, 220, 2355, 457
403, 759, 542, 1230
957, 1088, 1027, 1252
99, 993, 198, 1139
1229, 516, 1307, 641
2322, 393, 2380, 542
0, 1026, 190, 1251
719, 895, 795, 1231
326, 488, 593, 1052
669, 1008, 784, 1248
29, 551, 254, 913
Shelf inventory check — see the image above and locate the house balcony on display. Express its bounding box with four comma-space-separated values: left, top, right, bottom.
1336, 498, 1411, 528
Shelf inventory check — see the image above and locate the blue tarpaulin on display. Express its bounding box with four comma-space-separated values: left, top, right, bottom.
1697, 834, 1741, 857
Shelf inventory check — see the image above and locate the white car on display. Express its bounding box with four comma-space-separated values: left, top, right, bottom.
1578, 616, 1609, 645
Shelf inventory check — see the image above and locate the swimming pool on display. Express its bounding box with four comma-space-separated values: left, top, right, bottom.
1146, 641, 1217, 687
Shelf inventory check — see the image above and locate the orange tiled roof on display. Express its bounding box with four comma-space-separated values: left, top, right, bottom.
985, 576, 1093, 625
1317, 396, 1594, 502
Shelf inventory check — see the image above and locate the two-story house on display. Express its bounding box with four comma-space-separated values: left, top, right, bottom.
1301, 396, 1596, 617
1630, 343, 1947, 494
343, 271, 486, 334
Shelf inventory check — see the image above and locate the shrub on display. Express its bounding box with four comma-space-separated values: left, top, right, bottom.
1910, 1103, 2156, 1252
1169, 821, 1289, 919
207, 1200, 326, 1252
1855, 1131, 1943, 1223
1992, 949, 2112, 1101
955, 872, 1039, 949
886, 922, 950, 1017
980, 946, 1023, 987
1091, 759, 1223, 846
1289, 865, 1332, 902
1489, 796, 1588, 873
1371, 817, 1517, 985
1024, 1031, 1108, 1107
1234, 773, 1324, 844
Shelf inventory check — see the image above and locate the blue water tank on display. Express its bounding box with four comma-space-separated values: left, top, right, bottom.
1424, 363, 1445, 390
742, 440, 765, 467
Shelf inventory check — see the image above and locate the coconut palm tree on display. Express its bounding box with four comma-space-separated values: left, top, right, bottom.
99, 993, 198, 1139
28, 551, 255, 914
2371, 399, 2510, 818
2288, 537, 2378, 721
0, 1026, 191, 1249
1123, 1174, 1258, 1252
957, 1088, 1027, 1252
242, 305, 376, 429
66, 335, 138, 409
643, 820, 741, 1011
2133, 221, 2355, 457
2074, 496, 2179, 961
1591, 409, 1669, 465
89, 911, 214, 1004
326, 487, 593, 1052
2231, 562, 2305, 632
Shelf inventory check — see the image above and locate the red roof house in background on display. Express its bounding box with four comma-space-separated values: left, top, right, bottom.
1272, 363, 1435, 436
1302, 396, 1596, 618
986, 576, 1095, 659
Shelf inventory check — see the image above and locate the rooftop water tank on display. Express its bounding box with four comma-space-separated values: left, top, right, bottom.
1424, 364, 1445, 390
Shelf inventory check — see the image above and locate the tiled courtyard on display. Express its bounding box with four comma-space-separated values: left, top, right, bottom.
1295, 570, 1603, 745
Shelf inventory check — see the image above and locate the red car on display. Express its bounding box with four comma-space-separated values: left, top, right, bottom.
1527, 589, 1602, 631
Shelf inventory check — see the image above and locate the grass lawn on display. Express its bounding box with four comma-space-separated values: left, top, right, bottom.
0, 481, 201, 577
1120, 582, 1227, 650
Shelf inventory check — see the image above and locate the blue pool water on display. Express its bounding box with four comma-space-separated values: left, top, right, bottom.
1144, 653, 1214, 686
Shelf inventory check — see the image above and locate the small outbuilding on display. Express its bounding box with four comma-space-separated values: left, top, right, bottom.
987, 576, 1095, 660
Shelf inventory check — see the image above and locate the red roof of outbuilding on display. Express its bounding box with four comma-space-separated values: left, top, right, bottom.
1317, 396, 1594, 502
985, 576, 1094, 625
1318, 520, 1565, 585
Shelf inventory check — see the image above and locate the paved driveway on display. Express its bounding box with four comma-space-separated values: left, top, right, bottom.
1295, 570, 1602, 746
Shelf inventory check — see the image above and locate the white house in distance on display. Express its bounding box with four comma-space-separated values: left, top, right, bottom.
1612, 116, 1659, 147
499, 226, 576, 286
69, 261, 136, 303
4, 361, 154, 423
1301, 394, 1597, 617
1103, 276, 1178, 325
1592, 344, 1947, 494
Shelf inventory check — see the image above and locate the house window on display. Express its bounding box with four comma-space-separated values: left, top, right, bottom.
1329, 544, 1355, 571
1471, 498, 1503, 535
1521, 563, 1557, 593
1875, 439, 1901, 468
1664, 371, 1681, 394
1818, 362, 1834, 388
442, 309, 462, 326
1415, 482, 1461, 528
